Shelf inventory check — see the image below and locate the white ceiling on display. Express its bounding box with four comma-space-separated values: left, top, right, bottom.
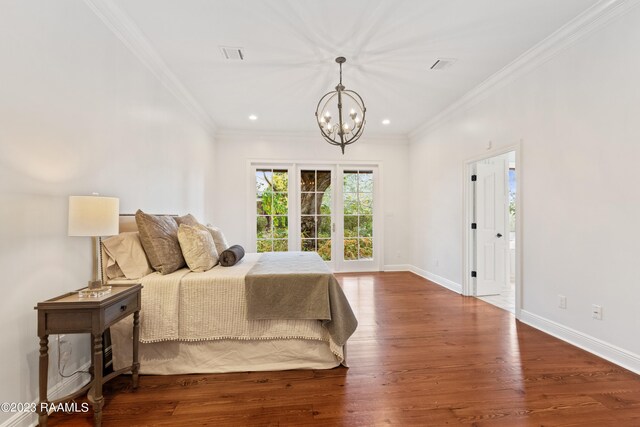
110, 0, 600, 137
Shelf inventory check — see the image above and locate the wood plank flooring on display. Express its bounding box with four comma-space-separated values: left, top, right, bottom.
47, 272, 640, 426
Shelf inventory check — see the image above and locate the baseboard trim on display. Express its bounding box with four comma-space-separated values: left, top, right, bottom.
1, 364, 91, 427
519, 310, 640, 375
393, 269, 640, 375
409, 266, 463, 294
383, 264, 413, 272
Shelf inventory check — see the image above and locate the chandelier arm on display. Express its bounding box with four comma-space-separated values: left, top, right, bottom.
340, 91, 366, 137
316, 92, 339, 141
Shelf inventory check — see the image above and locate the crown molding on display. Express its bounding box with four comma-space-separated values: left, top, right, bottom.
409, 0, 640, 142
216, 129, 409, 145
82, 0, 217, 135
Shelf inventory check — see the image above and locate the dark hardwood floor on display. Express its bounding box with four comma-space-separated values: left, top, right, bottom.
47, 272, 640, 426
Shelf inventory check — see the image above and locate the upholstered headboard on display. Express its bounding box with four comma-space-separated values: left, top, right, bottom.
117, 213, 178, 232
118, 214, 139, 233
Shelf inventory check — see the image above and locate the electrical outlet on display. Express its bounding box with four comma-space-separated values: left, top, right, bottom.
592, 304, 603, 320
558, 295, 567, 309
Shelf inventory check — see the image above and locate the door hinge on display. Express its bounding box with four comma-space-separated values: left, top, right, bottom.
471, 174, 477, 181
471, 271, 477, 278
471, 223, 477, 229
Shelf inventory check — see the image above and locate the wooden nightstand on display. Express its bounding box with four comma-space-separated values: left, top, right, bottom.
35, 284, 142, 427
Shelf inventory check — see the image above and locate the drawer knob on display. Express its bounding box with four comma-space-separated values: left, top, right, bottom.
120, 305, 127, 312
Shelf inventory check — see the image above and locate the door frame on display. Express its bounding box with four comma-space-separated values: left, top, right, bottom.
462, 143, 522, 318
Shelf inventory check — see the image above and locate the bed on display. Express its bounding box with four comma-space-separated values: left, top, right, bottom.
103, 215, 357, 374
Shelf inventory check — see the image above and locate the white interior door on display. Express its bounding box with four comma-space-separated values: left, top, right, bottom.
475, 158, 507, 296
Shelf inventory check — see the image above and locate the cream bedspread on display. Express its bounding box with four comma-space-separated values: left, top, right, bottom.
136, 253, 343, 360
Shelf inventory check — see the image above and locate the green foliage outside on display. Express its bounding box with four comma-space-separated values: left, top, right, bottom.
343, 171, 374, 260
256, 169, 374, 261
257, 170, 288, 252
344, 238, 373, 260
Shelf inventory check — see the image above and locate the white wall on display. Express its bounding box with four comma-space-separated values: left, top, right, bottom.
213, 133, 410, 269
0, 1, 215, 424
409, 5, 640, 364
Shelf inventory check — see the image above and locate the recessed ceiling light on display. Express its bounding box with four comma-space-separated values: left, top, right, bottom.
249, 114, 258, 121
382, 119, 390, 125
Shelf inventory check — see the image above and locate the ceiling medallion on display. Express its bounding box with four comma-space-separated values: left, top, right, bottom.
315, 57, 366, 154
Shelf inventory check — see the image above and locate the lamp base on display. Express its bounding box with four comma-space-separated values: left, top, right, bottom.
87, 280, 104, 290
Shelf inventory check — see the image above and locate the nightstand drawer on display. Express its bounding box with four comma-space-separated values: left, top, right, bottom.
104, 293, 139, 326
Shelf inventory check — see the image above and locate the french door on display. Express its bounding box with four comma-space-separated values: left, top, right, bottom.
335, 166, 379, 272
252, 163, 381, 272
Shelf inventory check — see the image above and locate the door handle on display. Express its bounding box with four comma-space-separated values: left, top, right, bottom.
496, 233, 503, 238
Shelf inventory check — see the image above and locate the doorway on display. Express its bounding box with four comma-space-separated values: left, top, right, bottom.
464, 148, 519, 315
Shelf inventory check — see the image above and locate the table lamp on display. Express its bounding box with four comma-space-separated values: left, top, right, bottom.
68, 194, 119, 290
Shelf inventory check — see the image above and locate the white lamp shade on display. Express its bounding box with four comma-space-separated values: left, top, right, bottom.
68, 196, 120, 237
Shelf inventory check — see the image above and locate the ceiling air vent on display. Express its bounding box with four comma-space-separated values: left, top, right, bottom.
430, 58, 457, 70
220, 46, 245, 60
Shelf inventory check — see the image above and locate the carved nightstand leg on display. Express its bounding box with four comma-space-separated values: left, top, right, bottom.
92, 333, 104, 426
132, 310, 140, 388
38, 335, 49, 426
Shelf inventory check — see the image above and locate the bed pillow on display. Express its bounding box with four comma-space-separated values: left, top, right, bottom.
206, 225, 230, 255
219, 244, 245, 267
103, 255, 125, 280
175, 213, 200, 227
102, 232, 153, 279
135, 210, 185, 275
177, 224, 219, 272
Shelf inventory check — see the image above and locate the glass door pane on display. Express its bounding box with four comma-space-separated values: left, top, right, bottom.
343, 170, 374, 261
256, 168, 289, 252
300, 169, 332, 261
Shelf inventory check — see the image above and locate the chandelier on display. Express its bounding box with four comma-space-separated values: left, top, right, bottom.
315, 57, 366, 154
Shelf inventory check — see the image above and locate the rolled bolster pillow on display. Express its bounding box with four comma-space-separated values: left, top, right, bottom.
219, 244, 245, 267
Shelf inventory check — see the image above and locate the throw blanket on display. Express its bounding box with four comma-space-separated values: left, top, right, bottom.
219, 244, 245, 267
137, 253, 344, 362
245, 252, 358, 346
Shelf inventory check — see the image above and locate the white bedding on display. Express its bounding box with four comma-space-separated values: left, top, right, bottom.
109, 252, 344, 373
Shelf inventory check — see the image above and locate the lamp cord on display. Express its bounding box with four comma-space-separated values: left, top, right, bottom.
99, 236, 104, 283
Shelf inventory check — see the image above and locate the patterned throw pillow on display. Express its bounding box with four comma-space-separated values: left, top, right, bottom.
135, 210, 185, 275
206, 225, 230, 255
177, 224, 219, 272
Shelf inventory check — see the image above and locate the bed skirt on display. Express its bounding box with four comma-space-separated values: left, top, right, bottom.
110, 318, 342, 374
